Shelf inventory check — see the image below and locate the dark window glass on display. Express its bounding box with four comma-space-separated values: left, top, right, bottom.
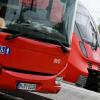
0, 0, 68, 44
76, 3, 97, 46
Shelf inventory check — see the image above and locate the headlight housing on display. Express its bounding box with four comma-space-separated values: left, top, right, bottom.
55, 77, 63, 85
79, 41, 88, 58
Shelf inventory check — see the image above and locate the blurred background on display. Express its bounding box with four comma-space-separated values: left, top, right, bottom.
80, 0, 100, 32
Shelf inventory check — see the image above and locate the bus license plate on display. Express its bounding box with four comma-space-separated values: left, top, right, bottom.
17, 82, 36, 91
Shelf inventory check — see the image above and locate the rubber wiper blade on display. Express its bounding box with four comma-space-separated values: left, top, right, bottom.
58, 41, 69, 53
5, 23, 32, 40
54, 40, 70, 53
5, 32, 25, 40
43, 38, 70, 53
0, 28, 22, 40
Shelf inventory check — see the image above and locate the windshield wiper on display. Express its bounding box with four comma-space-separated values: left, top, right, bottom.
5, 32, 25, 40
37, 37, 70, 53
6, 33, 69, 53
5, 31, 69, 53
5, 23, 70, 53
6, 22, 65, 40
55, 40, 70, 53
5, 32, 69, 53
5, 23, 35, 40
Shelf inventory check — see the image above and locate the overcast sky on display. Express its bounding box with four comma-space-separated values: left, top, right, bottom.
80, 0, 100, 25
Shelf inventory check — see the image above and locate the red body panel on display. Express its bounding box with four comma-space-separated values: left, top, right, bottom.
64, 33, 100, 83
0, 32, 69, 74
0, 32, 69, 93
63, 33, 88, 82
0, 69, 60, 93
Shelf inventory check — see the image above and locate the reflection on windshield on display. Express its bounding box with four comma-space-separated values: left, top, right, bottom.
0, 0, 67, 43
0, 0, 65, 28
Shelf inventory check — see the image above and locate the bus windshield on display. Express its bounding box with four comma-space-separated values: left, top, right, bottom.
0, 0, 67, 44
0, 0, 78, 46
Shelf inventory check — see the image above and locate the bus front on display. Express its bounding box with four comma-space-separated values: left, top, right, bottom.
0, 0, 78, 93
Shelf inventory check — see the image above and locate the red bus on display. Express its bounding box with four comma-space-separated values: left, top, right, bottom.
0, 0, 100, 93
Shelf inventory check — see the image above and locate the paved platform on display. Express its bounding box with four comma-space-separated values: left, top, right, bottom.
33, 83, 100, 100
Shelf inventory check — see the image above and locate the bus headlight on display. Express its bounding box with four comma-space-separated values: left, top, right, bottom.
55, 77, 63, 85
80, 41, 88, 58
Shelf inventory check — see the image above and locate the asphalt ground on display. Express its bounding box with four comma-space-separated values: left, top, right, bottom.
0, 89, 52, 100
